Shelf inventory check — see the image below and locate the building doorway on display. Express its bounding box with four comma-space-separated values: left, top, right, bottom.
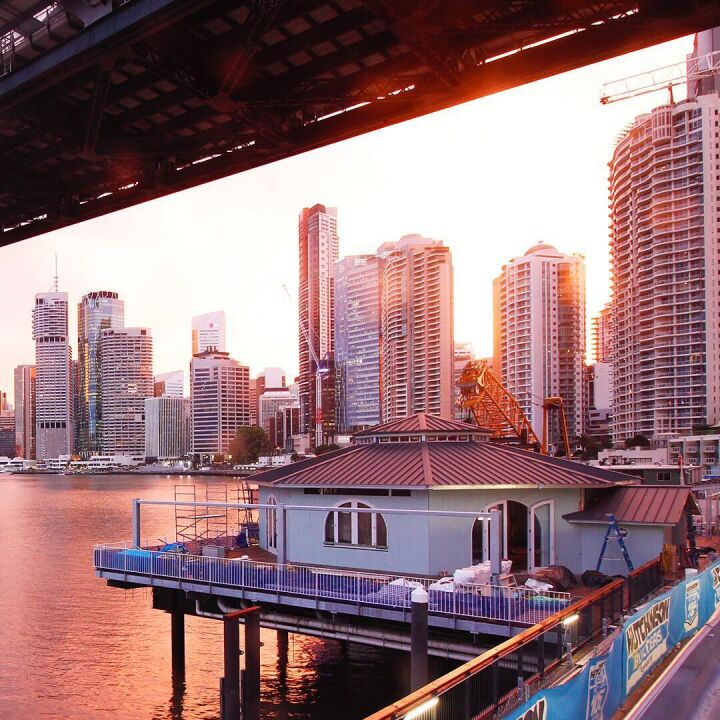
472, 500, 529, 571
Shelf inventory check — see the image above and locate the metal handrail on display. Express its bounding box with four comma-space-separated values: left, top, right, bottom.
363, 578, 625, 720
93, 542, 571, 625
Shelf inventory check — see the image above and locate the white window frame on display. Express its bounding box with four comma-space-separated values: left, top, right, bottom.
528, 499, 555, 571
324, 500, 387, 548
266, 496, 277, 552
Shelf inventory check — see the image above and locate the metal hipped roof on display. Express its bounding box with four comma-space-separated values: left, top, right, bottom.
563, 486, 700, 526
352, 413, 488, 437
254, 441, 630, 489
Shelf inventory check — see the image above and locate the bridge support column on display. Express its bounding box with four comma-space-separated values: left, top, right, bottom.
171, 591, 185, 679
410, 587, 429, 690
243, 610, 261, 720
222, 614, 240, 720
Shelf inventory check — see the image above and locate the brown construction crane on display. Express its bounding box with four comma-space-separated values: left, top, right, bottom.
458, 360, 572, 458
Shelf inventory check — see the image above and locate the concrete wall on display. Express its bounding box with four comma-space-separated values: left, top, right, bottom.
258, 485, 433, 576
575, 523, 664, 576
259, 485, 667, 578
429, 488, 585, 574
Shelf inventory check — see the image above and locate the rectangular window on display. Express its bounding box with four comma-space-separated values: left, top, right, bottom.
325, 515, 335, 543
358, 512, 372, 545
338, 511, 352, 544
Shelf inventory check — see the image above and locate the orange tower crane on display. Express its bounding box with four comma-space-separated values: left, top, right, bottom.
458, 360, 572, 458
458, 360, 541, 449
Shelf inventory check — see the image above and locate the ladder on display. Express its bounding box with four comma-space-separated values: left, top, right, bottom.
596, 514, 634, 572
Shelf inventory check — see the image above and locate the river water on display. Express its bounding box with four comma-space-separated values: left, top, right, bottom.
0, 474, 450, 720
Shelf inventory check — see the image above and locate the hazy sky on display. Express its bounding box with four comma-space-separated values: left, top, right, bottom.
0, 35, 694, 403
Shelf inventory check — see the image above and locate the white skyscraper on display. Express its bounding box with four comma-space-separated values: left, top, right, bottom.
154, 370, 184, 398
379, 235, 454, 422
100, 328, 153, 455
192, 311, 226, 355
493, 244, 586, 444
610, 89, 720, 440
145, 396, 191, 460
190, 350, 250, 457
33, 292, 74, 460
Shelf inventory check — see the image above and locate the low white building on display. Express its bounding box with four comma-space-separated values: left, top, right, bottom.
597, 448, 668, 465
668, 434, 720, 477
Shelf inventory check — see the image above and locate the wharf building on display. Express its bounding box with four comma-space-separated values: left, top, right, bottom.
190, 350, 250, 458
99, 328, 153, 456
379, 235, 455, 422
493, 244, 586, 447
191, 311, 226, 355
609, 86, 720, 441
145, 396, 191, 461
334, 254, 381, 432
77, 291, 125, 454
33, 292, 74, 460
13, 365, 35, 459
298, 204, 338, 447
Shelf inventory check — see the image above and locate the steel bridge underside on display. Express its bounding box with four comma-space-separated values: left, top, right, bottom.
2, 0, 720, 245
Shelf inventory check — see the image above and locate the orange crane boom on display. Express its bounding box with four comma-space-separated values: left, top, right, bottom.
458, 361, 572, 458
458, 360, 541, 448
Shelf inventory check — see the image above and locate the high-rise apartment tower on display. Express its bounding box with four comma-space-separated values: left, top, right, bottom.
33, 292, 74, 459
334, 255, 381, 432
298, 204, 338, 446
99, 327, 153, 455
493, 244, 586, 445
190, 351, 250, 457
609, 88, 720, 439
77, 290, 124, 453
379, 235, 454, 422
13, 365, 36, 459
192, 311, 226, 355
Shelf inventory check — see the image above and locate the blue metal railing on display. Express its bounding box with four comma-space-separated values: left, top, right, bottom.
93, 542, 571, 625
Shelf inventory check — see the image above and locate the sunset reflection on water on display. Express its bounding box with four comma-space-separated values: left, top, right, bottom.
0, 475, 421, 720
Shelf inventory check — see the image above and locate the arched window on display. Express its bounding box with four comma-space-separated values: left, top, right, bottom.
266, 497, 277, 551
324, 502, 388, 549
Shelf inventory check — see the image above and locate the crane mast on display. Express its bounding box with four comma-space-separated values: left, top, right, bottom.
282, 284, 326, 446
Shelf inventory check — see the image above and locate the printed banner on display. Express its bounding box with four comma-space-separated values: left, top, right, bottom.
506, 561, 720, 720
624, 593, 672, 693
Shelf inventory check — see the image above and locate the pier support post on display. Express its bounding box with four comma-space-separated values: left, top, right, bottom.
222, 614, 241, 720
277, 629, 289, 685
171, 592, 185, 678
277, 629, 289, 661
222, 607, 261, 720
243, 610, 261, 720
132, 498, 141, 547
410, 586, 429, 691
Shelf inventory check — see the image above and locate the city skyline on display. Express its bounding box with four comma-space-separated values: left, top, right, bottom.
0, 35, 694, 407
